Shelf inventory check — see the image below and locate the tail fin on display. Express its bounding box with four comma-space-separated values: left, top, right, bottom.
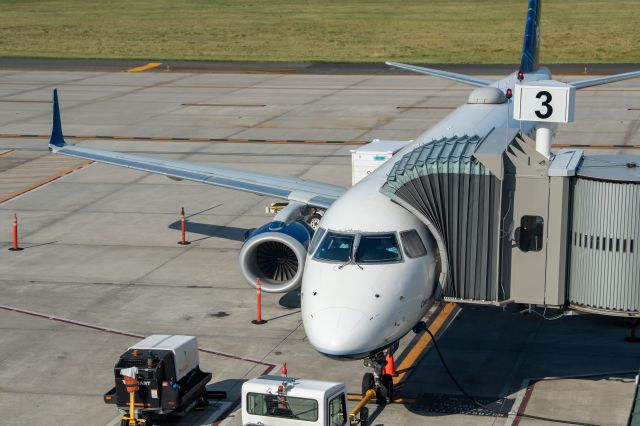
520, 0, 541, 73
49, 89, 66, 149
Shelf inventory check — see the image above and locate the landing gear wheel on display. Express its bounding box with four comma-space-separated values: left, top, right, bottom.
359, 406, 369, 426
379, 374, 394, 404
308, 213, 322, 231
362, 372, 375, 396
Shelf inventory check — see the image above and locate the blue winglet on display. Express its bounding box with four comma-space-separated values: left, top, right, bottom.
519, 0, 541, 73
49, 89, 66, 148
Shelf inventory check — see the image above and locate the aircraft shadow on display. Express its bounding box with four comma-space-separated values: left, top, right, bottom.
396, 305, 640, 419
168, 220, 250, 242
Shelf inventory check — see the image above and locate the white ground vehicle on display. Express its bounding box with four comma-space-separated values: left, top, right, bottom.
241, 375, 354, 426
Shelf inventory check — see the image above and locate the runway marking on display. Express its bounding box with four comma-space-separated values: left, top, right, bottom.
393, 302, 460, 386
346, 393, 416, 404
0, 99, 52, 104
0, 81, 479, 91
0, 133, 369, 145
0, 303, 273, 426
553, 143, 640, 149
2, 134, 638, 150
165, 65, 299, 74
397, 106, 456, 110
0, 304, 274, 370
126, 62, 162, 73
2, 80, 640, 92
0, 155, 93, 204
182, 103, 266, 107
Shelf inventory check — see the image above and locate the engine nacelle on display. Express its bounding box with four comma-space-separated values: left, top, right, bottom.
239, 220, 313, 293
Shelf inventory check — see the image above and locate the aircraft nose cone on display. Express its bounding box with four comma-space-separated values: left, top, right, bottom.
304, 307, 374, 356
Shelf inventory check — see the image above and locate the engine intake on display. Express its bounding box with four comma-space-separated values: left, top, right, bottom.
239, 220, 313, 293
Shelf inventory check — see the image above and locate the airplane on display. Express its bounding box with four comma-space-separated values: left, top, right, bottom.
46, 0, 640, 401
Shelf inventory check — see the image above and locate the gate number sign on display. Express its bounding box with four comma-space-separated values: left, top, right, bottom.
513, 80, 576, 123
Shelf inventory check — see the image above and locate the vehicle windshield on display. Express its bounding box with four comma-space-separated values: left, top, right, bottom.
355, 234, 401, 263
246, 392, 318, 422
314, 232, 354, 262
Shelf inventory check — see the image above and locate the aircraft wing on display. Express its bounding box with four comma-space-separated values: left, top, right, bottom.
385, 61, 492, 87
568, 70, 640, 89
48, 90, 345, 209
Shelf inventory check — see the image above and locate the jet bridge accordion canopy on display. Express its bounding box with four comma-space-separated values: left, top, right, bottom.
380, 134, 502, 301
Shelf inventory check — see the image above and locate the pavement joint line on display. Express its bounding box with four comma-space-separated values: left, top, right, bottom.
2, 79, 639, 92
393, 302, 460, 386
0, 304, 275, 369
126, 62, 163, 73
0, 133, 368, 145
0, 81, 480, 91
0, 159, 93, 205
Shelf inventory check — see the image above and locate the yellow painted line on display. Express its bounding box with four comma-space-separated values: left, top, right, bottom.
0, 149, 16, 157
347, 393, 415, 404
127, 62, 162, 73
0, 160, 92, 204
393, 302, 459, 385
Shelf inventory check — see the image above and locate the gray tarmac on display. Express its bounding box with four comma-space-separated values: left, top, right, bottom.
0, 69, 639, 426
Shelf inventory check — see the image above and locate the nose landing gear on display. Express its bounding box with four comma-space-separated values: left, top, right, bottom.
361, 343, 398, 404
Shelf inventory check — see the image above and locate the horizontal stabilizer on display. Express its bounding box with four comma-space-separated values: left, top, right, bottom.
568, 70, 640, 89
385, 61, 492, 87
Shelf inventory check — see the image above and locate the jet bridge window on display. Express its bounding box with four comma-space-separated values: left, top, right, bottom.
355, 234, 401, 263
516, 215, 544, 252
400, 230, 428, 258
314, 232, 354, 262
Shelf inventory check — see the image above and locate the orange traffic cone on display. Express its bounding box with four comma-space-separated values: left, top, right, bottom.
281, 362, 288, 377
384, 354, 396, 377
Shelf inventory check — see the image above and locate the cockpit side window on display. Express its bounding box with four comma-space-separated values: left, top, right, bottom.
309, 227, 326, 255
314, 232, 354, 262
355, 234, 401, 263
400, 230, 427, 258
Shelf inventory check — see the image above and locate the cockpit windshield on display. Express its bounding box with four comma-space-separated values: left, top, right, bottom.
314, 232, 354, 262
313, 231, 402, 264
355, 234, 401, 263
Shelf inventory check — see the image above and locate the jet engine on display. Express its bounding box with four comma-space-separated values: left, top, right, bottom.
239, 220, 313, 293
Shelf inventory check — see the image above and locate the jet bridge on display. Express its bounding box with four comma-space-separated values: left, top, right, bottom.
381, 128, 640, 316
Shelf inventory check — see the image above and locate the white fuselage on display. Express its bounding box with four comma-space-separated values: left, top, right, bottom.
301, 68, 551, 358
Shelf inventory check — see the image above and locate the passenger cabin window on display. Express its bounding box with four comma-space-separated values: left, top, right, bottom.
516, 215, 544, 252
355, 234, 401, 263
314, 232, 354, 262
246, 392, 318, 422
308, 227, 326, 255
400, 230, 427, 258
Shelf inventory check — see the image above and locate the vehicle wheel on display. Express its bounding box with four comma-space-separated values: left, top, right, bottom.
361, 372, 375, 397
308, 213, 322, 231
379, 374, 394, 404
359, 406, 369, 426
120, 419, 128, 426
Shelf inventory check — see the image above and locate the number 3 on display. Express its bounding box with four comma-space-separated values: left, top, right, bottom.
535, 91, 553, 119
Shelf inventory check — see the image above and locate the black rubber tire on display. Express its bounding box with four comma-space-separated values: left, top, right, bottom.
308, 213, 322, 231
360, 406, 369, 426
362, 372, 375, 396
120, 419, 128, 426
379, 374, 394, 404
